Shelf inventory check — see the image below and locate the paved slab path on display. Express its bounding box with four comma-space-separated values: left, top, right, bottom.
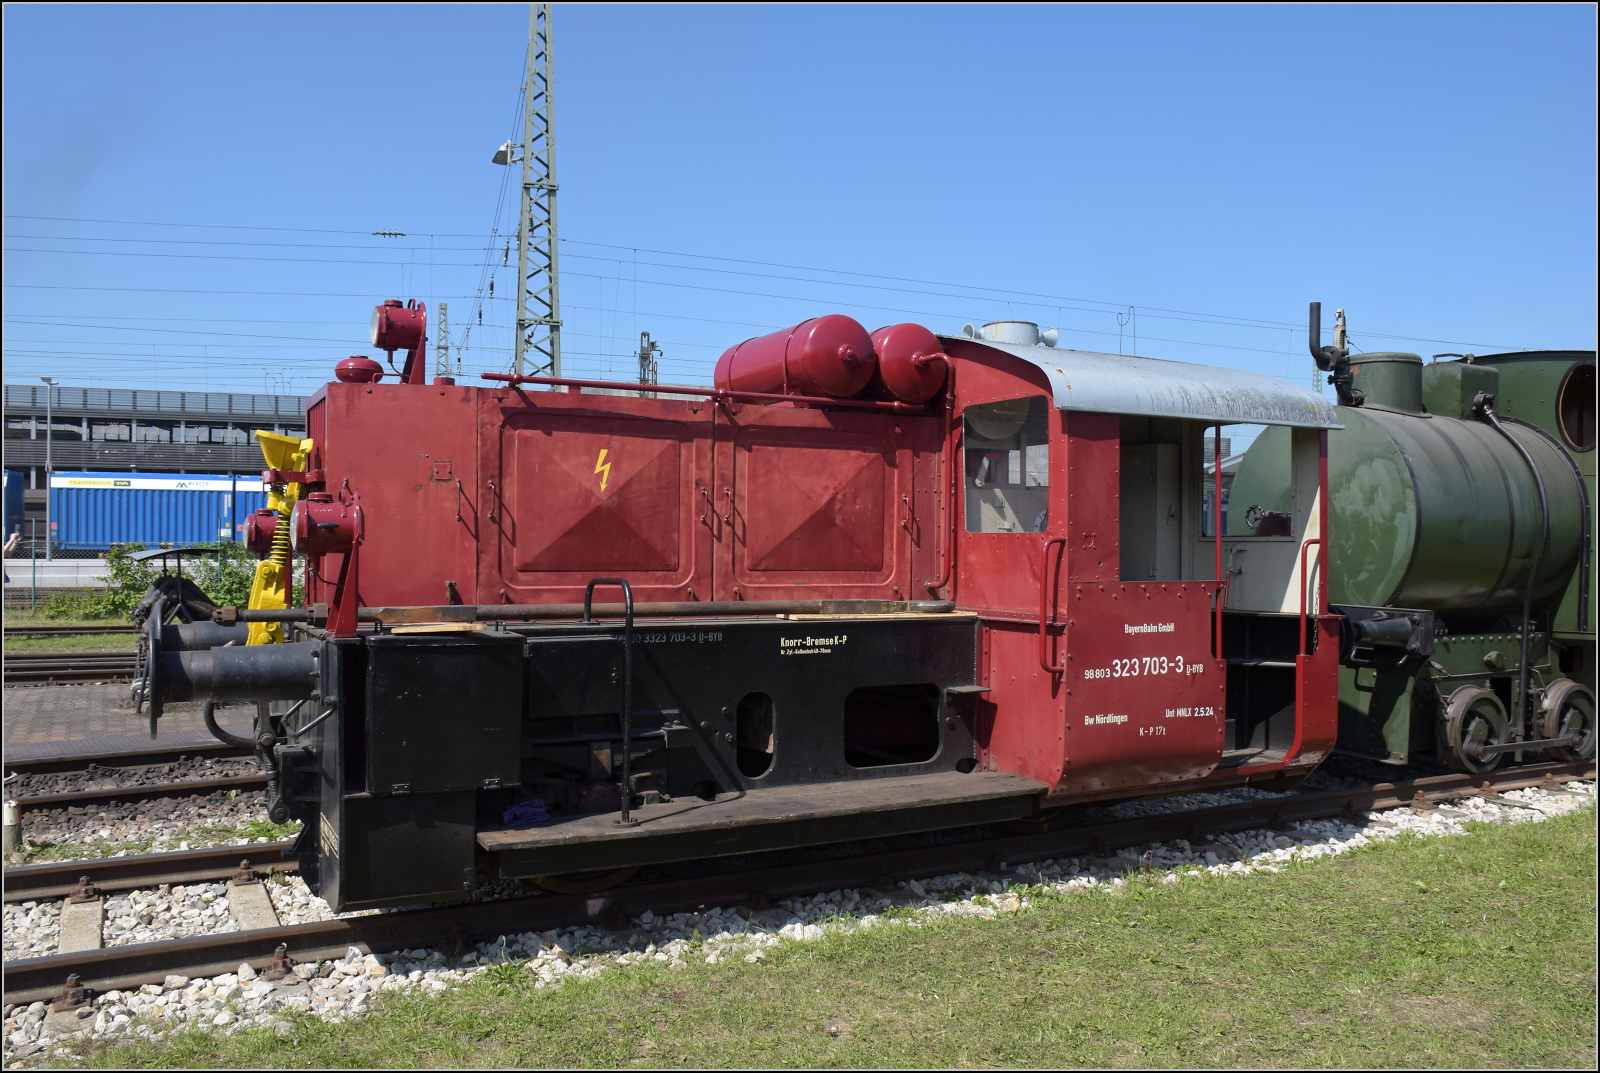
2, 682, 253, 749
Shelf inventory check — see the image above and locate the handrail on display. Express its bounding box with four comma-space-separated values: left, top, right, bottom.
1212, 423, 1226, 660
923, 360, 959, 596
1299, 538, 1324, 657
481, 372, 925, 414
584, 578, 638, 828
1039, 538, 1066, 673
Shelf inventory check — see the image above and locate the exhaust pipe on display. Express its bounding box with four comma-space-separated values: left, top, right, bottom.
1308, 302, 1334, 369
1308, 301, 1360, 407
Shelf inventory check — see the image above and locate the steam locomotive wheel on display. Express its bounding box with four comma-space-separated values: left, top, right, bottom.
1539, 679, 1596, 763
1443, 686, 1510, 775
532, 866, 640, 895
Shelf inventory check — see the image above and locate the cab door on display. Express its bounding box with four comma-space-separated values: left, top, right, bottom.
951, 387, 1072, 789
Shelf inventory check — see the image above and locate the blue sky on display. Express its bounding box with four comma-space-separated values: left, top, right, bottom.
3, 4, 1594, 399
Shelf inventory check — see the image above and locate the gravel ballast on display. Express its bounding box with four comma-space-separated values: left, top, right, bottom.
7, 754, 263, 799
16, 789, 283, 862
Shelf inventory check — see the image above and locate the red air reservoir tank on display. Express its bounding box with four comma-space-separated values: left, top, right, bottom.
868, 323, 949, 403
334, 356, 385, 384
714, 315, 876, 398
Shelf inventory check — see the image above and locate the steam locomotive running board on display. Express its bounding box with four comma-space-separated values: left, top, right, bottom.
480, 770, 1046, 876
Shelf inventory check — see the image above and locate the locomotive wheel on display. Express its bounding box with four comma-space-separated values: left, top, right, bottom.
1539, 679, 1596, 762
532, 866, 640, 895
1443, 686, 1510, 775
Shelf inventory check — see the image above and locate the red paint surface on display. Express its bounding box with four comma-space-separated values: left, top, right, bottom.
304, 382, 476, 609
1054, 583, 1225, 793
716, 403, 932, 601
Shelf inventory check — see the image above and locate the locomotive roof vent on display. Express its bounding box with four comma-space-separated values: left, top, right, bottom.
962, 321, 1059, 348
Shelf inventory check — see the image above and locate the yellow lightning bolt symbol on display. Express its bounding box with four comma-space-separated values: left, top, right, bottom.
595, 448, 612, 493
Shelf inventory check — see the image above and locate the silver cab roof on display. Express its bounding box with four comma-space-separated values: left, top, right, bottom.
942, 337, 1343, 429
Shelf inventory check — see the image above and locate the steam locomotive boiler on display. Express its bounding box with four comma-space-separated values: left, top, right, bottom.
1228, 305, 1595, 773
139, 302, 1383, 912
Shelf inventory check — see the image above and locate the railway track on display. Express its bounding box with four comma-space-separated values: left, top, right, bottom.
5, 741, 252, 777
3, 651, 137, 684
4, 625, 137, 638
4, 840, 297, 902
7, 773, 270, 825
3, 759, 1590, 1007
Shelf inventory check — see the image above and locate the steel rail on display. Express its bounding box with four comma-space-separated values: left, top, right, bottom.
5, 742, 253, 778
10, 774, 269, 820
3, 760, 1590, 1007
4, 652, 138, 684
4, 841, 297, 903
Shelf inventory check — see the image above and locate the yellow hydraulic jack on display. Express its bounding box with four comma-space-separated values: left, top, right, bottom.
247, 431, 315, 646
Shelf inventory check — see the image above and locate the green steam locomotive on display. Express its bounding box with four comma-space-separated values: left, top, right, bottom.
1229, 304, 1594, 773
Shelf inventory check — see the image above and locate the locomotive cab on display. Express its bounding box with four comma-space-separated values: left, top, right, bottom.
939, 331, 1343, 800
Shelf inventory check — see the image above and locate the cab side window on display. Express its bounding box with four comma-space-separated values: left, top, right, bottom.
963, 396, 1050, 533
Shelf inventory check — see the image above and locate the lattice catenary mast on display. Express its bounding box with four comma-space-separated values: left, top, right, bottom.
513, 4, 560, 377
435, 302, 449, 378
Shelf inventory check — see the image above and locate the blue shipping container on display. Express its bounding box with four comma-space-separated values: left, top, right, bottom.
49, 472, 268, 550
3, 470, 23, 539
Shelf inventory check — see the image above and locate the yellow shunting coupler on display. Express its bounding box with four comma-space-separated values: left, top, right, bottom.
247, 431, 314, 645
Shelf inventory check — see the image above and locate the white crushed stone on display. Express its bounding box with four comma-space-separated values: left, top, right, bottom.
103, 883, 239, 948
266, 875, 334, 925
20, 795, 281, 862
2, 902, 60, 961
3, 778, 1592, 1065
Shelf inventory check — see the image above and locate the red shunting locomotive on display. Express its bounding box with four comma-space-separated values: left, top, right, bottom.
140, 304, 1352, 912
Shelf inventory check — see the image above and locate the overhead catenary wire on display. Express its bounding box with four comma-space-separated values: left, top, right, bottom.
4, 214, 1537, 352
9, 246, 1534, 360
0, 215, 1471, 335
6, 234, 1558, 393
4, 240, 1526, 352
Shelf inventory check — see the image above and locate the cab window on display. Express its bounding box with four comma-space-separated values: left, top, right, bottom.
963, 396, 1050, 533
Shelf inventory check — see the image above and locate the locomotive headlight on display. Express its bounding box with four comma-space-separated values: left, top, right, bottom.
369, 299, 424, 354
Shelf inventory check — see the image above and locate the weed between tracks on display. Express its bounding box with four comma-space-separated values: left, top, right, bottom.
49, 805, 1595, 1069
14, 820, 299, 866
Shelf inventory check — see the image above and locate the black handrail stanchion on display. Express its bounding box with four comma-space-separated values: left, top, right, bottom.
585, 578, 638, 828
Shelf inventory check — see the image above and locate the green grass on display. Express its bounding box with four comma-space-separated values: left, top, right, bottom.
4, 633, 138, 655
50, 807, 1598, 1069
3, 612, 121, 628
15, 820, 300, 866
3, 610, 134, 654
